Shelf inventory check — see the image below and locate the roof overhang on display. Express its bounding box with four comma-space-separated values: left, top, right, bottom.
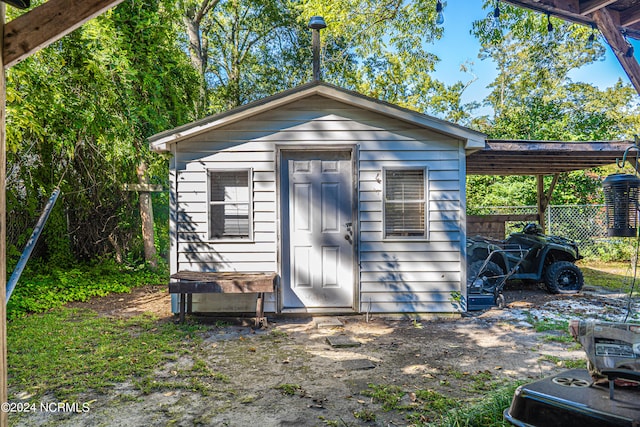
503, 1, 640, 94
467, 139, 635, 175
148, 81, 486, 152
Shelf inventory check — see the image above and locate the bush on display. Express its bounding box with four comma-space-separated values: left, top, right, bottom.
580, 238, 636, 262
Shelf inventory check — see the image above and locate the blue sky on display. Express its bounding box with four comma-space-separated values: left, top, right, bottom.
428, 1, 639, 112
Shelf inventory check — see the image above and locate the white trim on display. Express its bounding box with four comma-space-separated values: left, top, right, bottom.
206, 168, 254, 242
382, 166, 430, 241
278, 146, 358, 313
459, 142, 468, 312
149, 83, 486, 152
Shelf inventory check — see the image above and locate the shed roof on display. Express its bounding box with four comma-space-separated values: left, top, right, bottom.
466, 139, 635, 175
148, 81, 487, 152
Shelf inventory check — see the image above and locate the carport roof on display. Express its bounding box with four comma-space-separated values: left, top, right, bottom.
467, 140, 636, 175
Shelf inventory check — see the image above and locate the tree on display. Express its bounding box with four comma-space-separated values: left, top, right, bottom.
5, 0, 199, 266
180, 0, 309, 113
298, 0, 479, 123
467, 3, 640, 208
177, 0, 478, 122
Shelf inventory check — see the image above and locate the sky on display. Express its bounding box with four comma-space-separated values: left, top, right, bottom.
428, 1, 640, 113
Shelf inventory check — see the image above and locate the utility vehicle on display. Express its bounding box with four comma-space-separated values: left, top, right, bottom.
467, 223, 584, 296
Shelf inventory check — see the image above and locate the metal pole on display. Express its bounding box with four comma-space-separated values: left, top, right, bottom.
312, 29, 320, 81
308, 16, 326, 81
6, 188, 60, 302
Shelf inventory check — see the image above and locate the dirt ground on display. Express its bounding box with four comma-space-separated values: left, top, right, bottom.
11, 282, 640, 427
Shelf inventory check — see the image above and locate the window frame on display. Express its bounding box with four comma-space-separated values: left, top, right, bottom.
207, 168, 253, 242
382, 166, 429, 240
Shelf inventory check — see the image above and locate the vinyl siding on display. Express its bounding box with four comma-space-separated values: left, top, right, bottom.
169, 95, 466, 314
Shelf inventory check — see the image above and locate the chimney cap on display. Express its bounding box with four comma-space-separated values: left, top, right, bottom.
308, 16, 327, 30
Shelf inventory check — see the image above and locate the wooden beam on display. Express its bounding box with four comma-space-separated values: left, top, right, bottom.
537, 176, 545, 230
620, 5, 640, 27
592, 7, 640, 94
580, 0, 617, 16
3, 0, 125, 68
123, 183, 164, 192
0, 5, 7, 425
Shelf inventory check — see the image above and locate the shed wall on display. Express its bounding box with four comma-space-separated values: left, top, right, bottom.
170, 95, 466, 314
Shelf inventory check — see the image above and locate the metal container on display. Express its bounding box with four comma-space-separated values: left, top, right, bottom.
504, 369, 640, 427
603, 174, 640, 237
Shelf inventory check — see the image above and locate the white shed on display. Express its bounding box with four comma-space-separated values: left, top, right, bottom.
149, 81, 486, 316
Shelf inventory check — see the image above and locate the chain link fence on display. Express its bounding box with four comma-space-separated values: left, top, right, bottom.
468, 205, 625, 260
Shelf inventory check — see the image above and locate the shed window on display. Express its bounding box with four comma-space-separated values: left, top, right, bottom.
209, 170, 252, 240
384, 168, 427, 238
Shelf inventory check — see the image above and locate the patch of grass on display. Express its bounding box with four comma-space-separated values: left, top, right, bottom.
528, 316, 568, 333
464, 370, 503, 393
186, 357, 230, 383
318, 416, 350, 426
538, 354, 561, 365
537, 354, 586, 369
7, 308, 196, 400
7, 261, 168, 319
428, 382, 524, 427
564, 359, 587, 369
274, 383, 302, 396
269, 329, 288, 338
446, 368, 467, 380
412, 389, 459, 413
579, 261, 638, 294
542, 333, 574, 344
362, 384, 405, 411
133, 376, 225, 397
569, 342, 583, 351
353, 409, 377, 422
363, 384, 461, 421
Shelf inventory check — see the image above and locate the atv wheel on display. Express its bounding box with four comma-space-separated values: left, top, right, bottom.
468, 261, 504, 289
544, 261, 583, 294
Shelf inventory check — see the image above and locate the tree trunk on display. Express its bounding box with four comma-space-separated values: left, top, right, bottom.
183, 1, 216, 116
137, 162, 157, 268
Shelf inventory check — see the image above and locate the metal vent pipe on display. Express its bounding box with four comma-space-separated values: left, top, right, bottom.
308, 16, 327, 81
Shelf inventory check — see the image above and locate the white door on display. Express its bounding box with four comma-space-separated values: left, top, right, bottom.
282, 151, 354, 310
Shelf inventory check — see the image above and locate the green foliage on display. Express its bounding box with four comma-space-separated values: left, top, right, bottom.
427, 383, 523, 427
363, 384, 405, 411
580, 261, 639, 294
7, 309, 195, 400
581, 239, 636, 262
6, 0, 198, 266
6, 262, 168, 320
538, 354, 586, 369
530, 318, 569, 333
297, 0, 478, 122
274, 383, 303, 396
353, 409, 377, 422
466, 3, 640, 216
470, 3, 639, 141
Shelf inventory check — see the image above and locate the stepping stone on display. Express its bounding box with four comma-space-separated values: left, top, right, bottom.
326, 335, 361, 348
342, 359, 375, 370
315, 317, 344, 328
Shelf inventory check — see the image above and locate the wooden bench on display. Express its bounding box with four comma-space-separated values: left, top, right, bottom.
169, 271, 277, 327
